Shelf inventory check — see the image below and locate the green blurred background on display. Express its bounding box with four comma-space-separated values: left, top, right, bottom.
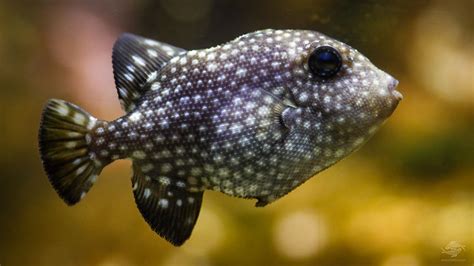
0, 0, 473, 265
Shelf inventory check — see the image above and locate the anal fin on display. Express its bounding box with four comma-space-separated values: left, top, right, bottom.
131, 163, 203, 246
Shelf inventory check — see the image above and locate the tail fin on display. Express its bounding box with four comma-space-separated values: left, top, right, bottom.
39, 99, 105, 205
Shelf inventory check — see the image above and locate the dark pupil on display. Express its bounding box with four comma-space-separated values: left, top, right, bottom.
308, 46, 342, 78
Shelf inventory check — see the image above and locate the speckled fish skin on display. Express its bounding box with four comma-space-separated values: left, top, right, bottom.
38, 29, 401, 246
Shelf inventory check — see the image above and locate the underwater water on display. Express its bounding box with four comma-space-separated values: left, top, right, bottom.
0, 0, 472, 265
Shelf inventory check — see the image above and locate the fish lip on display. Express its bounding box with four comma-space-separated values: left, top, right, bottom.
392, 90, 403, 101
388, 78, 403, 101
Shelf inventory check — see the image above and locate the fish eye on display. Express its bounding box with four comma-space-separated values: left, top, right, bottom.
308, 46, 342, 79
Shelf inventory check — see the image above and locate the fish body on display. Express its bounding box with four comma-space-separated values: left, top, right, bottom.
39, 29, 401, 245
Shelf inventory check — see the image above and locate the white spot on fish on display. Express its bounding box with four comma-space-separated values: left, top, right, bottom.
143, 188, 151, 199
147, 49, 158, 57
73, 112, 86, 125
132, 55, 146, 66
56, 104, 69, 116
132, 150, 146, 159
76, 165, 87, 175
141, 163, 154, 173
129, 112, 142, 122
147, 71, 158, 82
158, 198, 169, 208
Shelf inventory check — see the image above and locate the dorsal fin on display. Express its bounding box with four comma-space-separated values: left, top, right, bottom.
112, 33, 186, 112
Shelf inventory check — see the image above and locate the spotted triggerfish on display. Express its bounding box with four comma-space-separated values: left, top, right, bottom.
38, 29, 402, 246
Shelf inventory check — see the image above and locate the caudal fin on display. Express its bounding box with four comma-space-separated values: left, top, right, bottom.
39, 99, 105, 205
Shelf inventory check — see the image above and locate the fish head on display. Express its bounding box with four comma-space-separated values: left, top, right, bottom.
281, 30, 402, 136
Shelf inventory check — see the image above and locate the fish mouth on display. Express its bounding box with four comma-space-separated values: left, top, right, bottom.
388, 78, 403, 101
392, 90, 403, 101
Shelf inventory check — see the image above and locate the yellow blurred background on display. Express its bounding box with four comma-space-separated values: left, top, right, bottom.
0, 0, 472, 265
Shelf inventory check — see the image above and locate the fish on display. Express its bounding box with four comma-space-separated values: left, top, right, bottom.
38, 29, 402, 246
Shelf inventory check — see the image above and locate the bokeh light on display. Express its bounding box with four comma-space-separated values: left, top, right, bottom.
273, 209, 328, 259
410, 3, 474, 105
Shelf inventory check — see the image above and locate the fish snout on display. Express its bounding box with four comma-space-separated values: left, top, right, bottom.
387, 77, 403, 101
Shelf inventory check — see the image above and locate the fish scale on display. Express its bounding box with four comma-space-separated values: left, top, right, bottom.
38, 29, 401, 246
